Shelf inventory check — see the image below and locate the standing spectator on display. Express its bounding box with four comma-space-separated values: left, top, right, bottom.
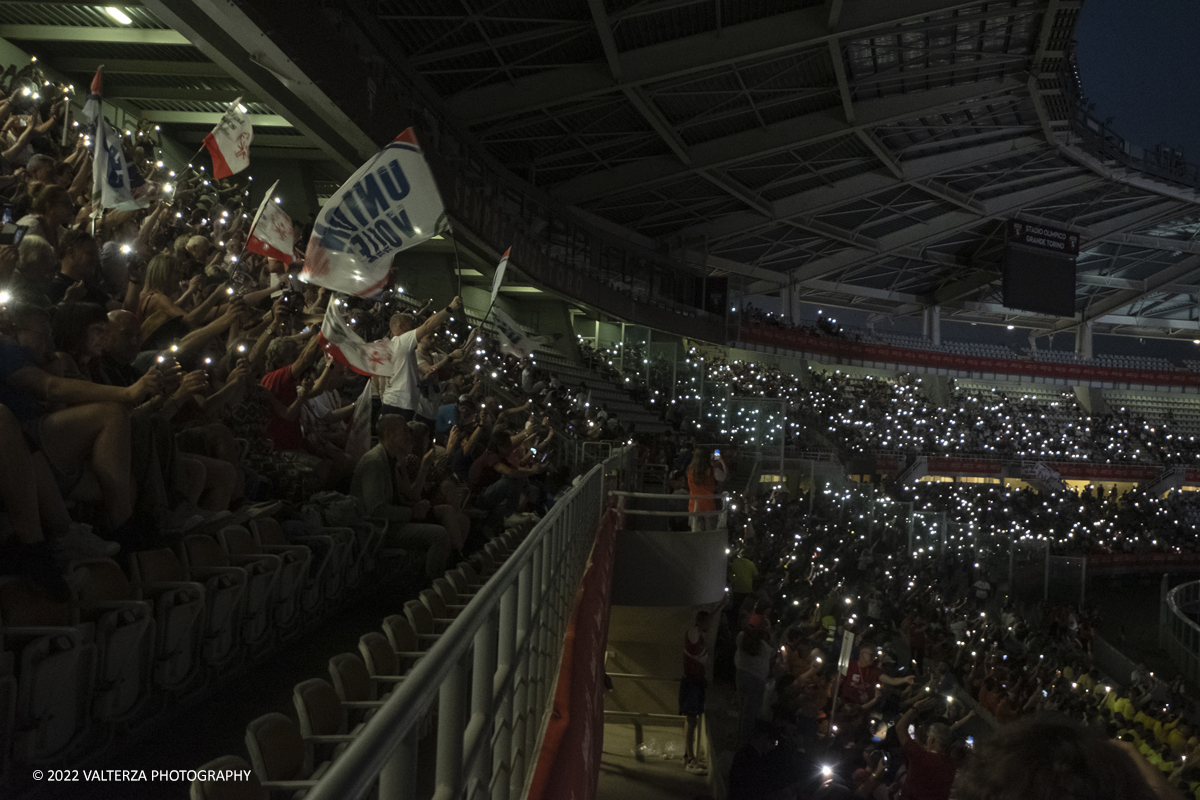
687, 446, 726, 532
896, 707, 957, 800
379, 296, 462, 423
841, 645, 913, 706
734, 617, 771, 747
680, 609, 712, 775
973, 574, 992, 610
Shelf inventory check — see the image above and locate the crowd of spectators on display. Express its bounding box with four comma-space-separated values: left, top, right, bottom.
897, 480, 1200, 558
706, 483, 1195, 800
593, 335, 1200, 465
0, 57, 617, 607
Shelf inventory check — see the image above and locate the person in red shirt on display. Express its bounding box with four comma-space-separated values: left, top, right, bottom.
840, 645, 914, 706
897, 707, 956, 800
259, 333, 332, 452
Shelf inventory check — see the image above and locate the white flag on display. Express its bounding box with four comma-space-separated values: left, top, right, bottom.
344, 381, 373, 464
491, 306, 552, 360
203, 98, 252, 179
489, 247, 510, 308
319, 302, 394, 377
92, 120, 145, 211
301, 128, 447, 298
245, 180, 295, 264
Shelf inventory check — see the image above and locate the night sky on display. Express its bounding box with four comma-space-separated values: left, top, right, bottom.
1073, 0, 1200, 159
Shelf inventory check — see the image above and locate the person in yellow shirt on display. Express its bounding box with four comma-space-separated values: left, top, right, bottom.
1077, 669, 1097, 693
1114, 695, 1135, 722
1169, 725, 1189, 754
729, 551, 757, 596
1155, 714, 1179, 746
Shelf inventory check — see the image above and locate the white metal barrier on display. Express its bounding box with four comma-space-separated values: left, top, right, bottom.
304, 448, 635, 800
1161, 580, 1200, 688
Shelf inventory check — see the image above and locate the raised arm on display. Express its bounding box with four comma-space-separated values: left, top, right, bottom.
414, 295, 463, 341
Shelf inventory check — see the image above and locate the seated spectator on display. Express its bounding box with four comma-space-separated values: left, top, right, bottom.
350, 413, 452, 579
468, 429, 546, 519
48, 228, 109, 307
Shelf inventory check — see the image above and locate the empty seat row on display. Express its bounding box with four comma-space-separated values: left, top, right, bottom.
189, 526, 528, 798
0, 509, 390, 782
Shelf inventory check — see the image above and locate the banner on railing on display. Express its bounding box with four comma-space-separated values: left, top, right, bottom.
527, 508, 620, 800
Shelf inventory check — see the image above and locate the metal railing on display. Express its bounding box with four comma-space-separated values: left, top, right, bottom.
305, 447, 635, 800
1161, 580, 1200, 687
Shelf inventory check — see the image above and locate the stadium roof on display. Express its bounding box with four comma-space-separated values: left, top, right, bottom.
6, 1, 1200, 340
373, 0, 1200, 340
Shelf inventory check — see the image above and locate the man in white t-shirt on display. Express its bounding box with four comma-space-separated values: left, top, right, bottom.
379, 295, 462, 422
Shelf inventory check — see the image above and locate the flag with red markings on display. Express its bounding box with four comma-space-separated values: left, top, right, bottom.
245, 180, 295, 264
318, 302, 394, 377
203, 98, 252, 179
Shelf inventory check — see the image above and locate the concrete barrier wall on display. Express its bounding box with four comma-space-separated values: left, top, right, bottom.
611, 528, 727, 607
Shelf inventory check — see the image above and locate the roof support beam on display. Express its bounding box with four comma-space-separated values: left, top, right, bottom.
788, 173, 1102, 284
0, 24, 189, 45
107, 86, 254, 103
555, 78, 1024, 204
175, 132, 310, 147
141, 0, 376, 172
1050, 254, 1200, 333
830, 40, 855, 124
53, 57, 225, 76
137, 110, 290, 126
695, 136, 1045, 245
447, 0, 1039, 125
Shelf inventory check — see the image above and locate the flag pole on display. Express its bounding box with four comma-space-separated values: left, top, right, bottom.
450, 222, 463, 297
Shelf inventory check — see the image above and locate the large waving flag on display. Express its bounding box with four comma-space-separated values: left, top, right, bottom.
81, 65, 103, 126
203, 98, 252, 179
491, 305, 553, 360
92, 119, 146, 211
318, 302, 394, 377
489, 247, 510, 308
245, 180, 295, 264
301, 128, 447, 298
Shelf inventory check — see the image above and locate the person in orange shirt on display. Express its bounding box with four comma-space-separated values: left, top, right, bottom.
686, 446, 727, 532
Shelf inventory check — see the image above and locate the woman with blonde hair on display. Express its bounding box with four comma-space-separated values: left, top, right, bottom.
687, 446, 727, 532
137, 252, 227, 350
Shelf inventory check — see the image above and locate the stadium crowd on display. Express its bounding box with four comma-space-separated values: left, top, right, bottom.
708, 485, 1199, 800
0, 56, 617, 610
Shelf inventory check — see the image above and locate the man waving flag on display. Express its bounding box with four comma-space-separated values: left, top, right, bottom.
203, 98, 252, 179
301, 127, 447, 297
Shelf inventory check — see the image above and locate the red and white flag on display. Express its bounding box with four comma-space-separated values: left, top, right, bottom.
245, 180, 295, 264
203, 98, 252, 179
301, 128, 447, 297
318, 302, 393, 377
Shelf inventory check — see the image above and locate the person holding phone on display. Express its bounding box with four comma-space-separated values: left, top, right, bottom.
686, 446, 726, 532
